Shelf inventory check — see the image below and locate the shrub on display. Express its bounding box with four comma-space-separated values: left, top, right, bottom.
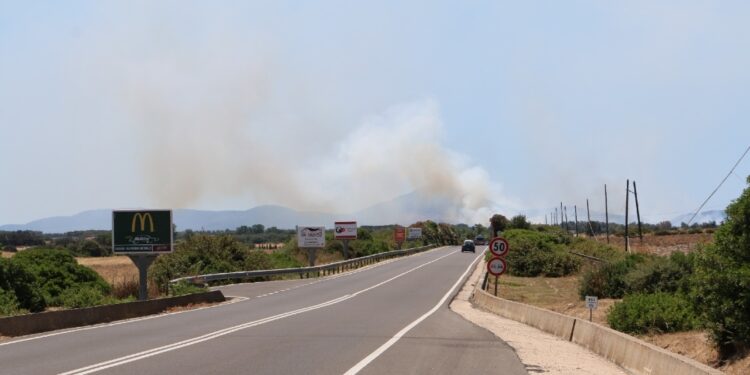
11, 248, 110, 307
0, 288, 26, 316
0, 257, 45, 312
578, 254, 648, 299
692, 178, 750, 356
608, 292, 698, 334
508, 215, 531, 230
503, 229, 581, 277
625, 252, 695, 295
169, 281, 207, 296
59, 285, 118, 309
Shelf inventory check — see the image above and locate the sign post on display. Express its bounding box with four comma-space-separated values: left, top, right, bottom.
297, 226, 326, 268
112, 210, 173, 301
487, 236, 510, 296
334, 221, 357, 259
586, 295, 598, 321
394, 226, 406, 249
487, 257, 507, 296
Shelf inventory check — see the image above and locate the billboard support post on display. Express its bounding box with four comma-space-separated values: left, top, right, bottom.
129, 254, 157, 301
342, 239, 350, 259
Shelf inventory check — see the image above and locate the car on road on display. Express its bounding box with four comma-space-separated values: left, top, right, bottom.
461, 239, 475, 253
474, 235, 487, 245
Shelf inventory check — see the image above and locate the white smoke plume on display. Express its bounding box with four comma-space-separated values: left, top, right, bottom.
79, 7, 516, 225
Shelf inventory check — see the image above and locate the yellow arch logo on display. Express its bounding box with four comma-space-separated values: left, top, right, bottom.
131, 213, 155, 233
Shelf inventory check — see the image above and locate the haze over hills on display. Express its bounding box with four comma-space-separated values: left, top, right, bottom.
0, 191, 726, 233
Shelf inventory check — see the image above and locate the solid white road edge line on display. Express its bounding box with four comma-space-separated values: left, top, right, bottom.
57, 248, 459, 375
342, 250, 484, 375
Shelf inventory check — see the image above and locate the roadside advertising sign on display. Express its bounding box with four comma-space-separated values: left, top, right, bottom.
487, 257, 507, 276
489, 237, 510, 257
407, 227, 422, 240
297, 226, 326, 248
394, 226, 406, 243
334, 221, 358, 240
112, 210, 173, 254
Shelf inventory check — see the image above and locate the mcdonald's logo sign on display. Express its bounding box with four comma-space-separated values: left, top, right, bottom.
131, 213, 155, 233
112, 210, 173, 254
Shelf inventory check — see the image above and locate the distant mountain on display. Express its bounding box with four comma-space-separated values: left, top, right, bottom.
670, 210, 726, 225
0, 206, 338, 233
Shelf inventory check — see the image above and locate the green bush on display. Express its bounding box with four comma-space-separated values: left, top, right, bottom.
11, 248, 110, 307
503, 229, 581, 277
508, 215, 531, 230
0, 257, 45, 312
59, 286, 118, 309
578, 254, 648, 299
691, 177, 750, 356
625, 252, 695, 295
0, 288, 26, 316
608, 292, 698, 334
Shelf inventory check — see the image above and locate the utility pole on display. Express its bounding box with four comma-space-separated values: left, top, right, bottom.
605, 184, 610, 244
560, 202, 564, 229
554, 208, 558, 226
545, 215, 548, 225
586, 198, 593, 236
633, 181, 643, 244
625, 179, 630, 253
564, 206, 569, 232
574, 205, 579, 237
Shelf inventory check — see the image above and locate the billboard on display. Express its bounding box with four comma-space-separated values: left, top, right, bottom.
407, 227, 422, 240
112, 210, 173, 254
297, 226, 326, 248
334, 221, 357, 240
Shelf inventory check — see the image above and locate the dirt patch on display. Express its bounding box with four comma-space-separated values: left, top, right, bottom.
1, 251, 14, 258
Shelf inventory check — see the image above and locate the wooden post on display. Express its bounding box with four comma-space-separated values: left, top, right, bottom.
564, 206, 569, 232
574, 205, 579, 236
633, 181, 643, 244
625, 179, 630, 253
586, 198, 593, 236
494, 275, 498, 296
555, 208, 558, 226
605, 184, 610, 244
560, 202, 564, 229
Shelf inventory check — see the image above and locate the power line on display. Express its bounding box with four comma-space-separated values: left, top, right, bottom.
687, 145, 750, 225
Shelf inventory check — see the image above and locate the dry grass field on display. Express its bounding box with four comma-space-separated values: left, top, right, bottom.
76, 256, 139, 285
596, 232, 714, 256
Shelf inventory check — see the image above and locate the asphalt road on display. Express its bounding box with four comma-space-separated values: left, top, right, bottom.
0, 246, 527, 374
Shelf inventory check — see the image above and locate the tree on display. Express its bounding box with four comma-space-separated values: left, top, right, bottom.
692, 176, 750, 357
251, 224, 265, 234
489, 214, 509, 237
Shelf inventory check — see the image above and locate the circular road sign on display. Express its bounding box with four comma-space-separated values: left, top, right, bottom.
487, 257, 507, 276
489, 237, 510, 257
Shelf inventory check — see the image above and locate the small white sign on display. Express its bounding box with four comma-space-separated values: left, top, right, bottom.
407, 227, 422, 240
297, 226, 326, 248
585, 296, 598, 310
334, 221, 357, 240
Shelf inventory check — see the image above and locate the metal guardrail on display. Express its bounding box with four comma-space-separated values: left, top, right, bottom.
170, 244, 437, 285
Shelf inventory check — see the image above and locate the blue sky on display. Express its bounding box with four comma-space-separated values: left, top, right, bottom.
2, 1, 750, 225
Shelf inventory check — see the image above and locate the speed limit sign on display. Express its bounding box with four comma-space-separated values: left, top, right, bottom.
489, 237, 509, 257
487, 257, 507, 276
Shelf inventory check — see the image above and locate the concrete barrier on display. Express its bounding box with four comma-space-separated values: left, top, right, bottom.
0, 290, 225, 337
572, 319, 722, 375
471, 288, 722, 375
472, 288, 576, 340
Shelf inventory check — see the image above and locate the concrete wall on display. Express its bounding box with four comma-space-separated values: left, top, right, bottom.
471, 288, 722, 375
0, 291, 225, 337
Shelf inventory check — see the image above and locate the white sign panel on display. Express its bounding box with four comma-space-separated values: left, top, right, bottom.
297, 226, 326, 248
585, 296, 598, 310
407, 227, 422, 240
334, 221, 357, 240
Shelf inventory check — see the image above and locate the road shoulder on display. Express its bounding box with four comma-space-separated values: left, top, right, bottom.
450, 258, 629, 375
